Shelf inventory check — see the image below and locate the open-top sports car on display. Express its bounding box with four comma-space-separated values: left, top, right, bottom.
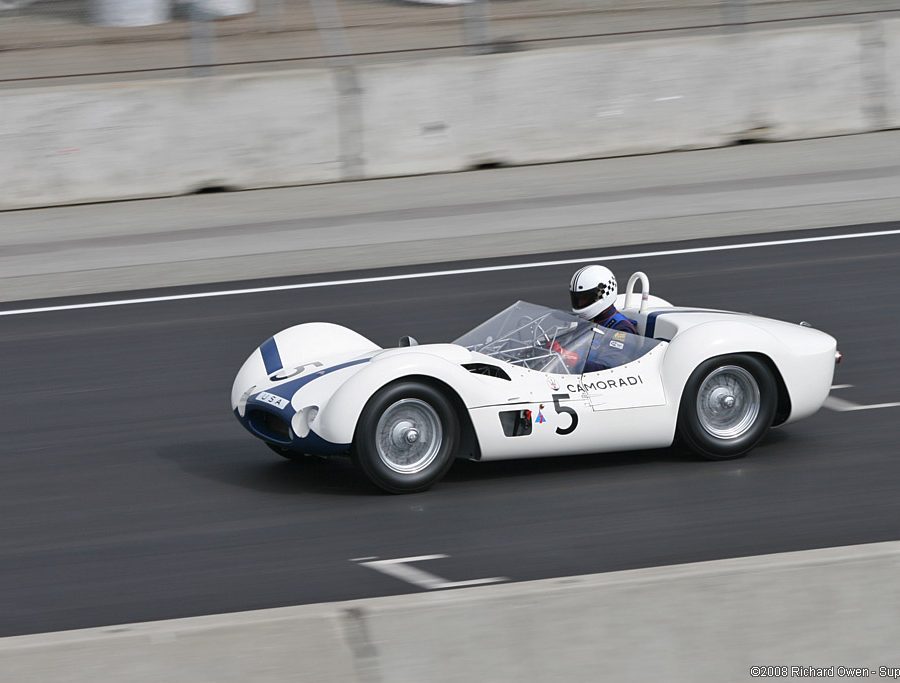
231, 273, 839, 493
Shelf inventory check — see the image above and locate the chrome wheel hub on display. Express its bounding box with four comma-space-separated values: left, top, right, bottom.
376, 399, 443, 474
696, 365, 761, 440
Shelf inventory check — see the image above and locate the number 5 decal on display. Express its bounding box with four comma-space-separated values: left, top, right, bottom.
552, 393, 579, 435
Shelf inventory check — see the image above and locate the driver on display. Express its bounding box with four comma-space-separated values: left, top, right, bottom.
550, 265, 638, 369
569, 265, 638, 333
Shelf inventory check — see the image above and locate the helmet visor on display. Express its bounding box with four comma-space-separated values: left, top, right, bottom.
570, 286, 599, 311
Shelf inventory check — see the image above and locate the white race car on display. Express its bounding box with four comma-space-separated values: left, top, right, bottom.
231, 273, 839, 493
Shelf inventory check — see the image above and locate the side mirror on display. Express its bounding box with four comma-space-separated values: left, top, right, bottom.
399, 336, 419, 347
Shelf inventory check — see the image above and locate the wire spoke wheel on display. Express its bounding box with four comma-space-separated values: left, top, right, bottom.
375, 398, 444, 475
678, 355, 776, 461
696, 365, 761, 439
355, 381, 459, 493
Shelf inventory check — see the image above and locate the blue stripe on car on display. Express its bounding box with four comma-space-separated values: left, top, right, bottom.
264, 357, 371, 401
645, 311, 666, 338
259, 337, 283, 375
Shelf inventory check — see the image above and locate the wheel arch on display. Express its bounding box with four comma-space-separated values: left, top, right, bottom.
315, 353, 491, 450
746, 352, 791, 426
662, 319, 832, 428
671, 350, 790, 425
663, 321, 780, 408
358, 375, 482, 461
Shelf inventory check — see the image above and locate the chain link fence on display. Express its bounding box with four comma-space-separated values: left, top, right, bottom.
0, 1, 894, 81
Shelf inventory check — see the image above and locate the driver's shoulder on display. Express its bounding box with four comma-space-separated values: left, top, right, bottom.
607, 315, 637, 333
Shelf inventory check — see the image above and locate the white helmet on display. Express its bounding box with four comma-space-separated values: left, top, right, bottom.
570, 265, 618, 319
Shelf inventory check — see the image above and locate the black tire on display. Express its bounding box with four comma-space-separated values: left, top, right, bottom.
352, 381, 459, 494
267, 443, 306, 461
677, 354, 777, 461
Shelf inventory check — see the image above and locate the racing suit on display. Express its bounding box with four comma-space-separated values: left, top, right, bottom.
551, 306, 639, 370
592, 305, 638, 335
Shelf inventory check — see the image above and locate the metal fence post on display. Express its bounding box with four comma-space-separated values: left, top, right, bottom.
722, 0, 764, 139
189, 2, 216, 77
259, 0, 285, 30
310, 0, 352, 62
721, 0, 746, 33
461, 0, 491, 55
309, 0, 364, 180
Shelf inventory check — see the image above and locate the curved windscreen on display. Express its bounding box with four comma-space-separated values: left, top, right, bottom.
454, 301, 663, 375
454, 301, 597, 375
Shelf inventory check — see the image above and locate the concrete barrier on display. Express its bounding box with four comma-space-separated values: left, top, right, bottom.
0, 606, 358, 683
2, 541, 900, 683
747, 25, 870, 139
1, 20, 898, 209
359, 23, 876, 177
0, 71, 342, 208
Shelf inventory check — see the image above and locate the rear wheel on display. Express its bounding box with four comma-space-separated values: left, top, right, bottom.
678, 355, 776, 460
353, 381, 459, 493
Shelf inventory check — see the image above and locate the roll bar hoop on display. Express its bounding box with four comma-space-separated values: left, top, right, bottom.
624, 271, 650, 313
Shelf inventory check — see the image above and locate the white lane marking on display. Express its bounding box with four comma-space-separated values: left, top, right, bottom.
824, 385, 900, 412
2, 228, 899, 317
349, 556, 379, 562
655, 95, 684, 102
354, 554, 507, 591
824, 396, 900, 412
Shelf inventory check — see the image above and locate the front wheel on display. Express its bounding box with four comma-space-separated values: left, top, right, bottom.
677, 355, 777, 461
353, 381, 459, 493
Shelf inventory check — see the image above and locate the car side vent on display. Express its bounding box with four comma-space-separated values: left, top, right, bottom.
499, 409, 532, 437
462, 363, 511, 381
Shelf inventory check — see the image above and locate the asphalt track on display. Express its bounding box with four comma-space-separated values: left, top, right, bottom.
1, 224, 899, 637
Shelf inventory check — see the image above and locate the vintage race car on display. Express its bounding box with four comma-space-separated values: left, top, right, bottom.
231, 273, 839, 493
